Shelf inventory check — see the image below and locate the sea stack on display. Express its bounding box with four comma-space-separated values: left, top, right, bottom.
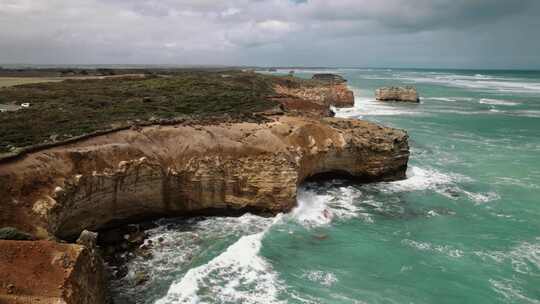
375, 86, 420, 103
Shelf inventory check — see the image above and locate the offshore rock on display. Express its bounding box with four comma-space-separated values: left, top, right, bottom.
312, 73, 347, 83
0, 115, 408, 240
375, 86, 420, 103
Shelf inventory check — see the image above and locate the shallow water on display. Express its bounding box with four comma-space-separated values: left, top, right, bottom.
111, 69, 540, 304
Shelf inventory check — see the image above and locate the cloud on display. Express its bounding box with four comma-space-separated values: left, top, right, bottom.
0, 0, 539, 68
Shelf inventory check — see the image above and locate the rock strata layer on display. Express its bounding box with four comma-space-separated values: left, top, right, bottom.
0, 240, 108, 304
274, 81, 354, 108
0, 116, 408, 240
375, 86, 420, 103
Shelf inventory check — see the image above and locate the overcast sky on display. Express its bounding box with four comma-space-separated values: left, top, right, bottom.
1, 0, 539, 69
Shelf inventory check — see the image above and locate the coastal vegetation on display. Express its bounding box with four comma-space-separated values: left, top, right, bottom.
0, 71, 325, 154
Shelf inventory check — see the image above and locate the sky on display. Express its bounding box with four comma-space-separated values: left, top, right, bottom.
1, 0, 540, 69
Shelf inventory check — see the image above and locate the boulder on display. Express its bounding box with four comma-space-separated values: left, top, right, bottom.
375, 86, 420, 103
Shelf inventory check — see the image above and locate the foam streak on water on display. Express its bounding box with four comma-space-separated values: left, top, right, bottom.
156, 216, 284, 304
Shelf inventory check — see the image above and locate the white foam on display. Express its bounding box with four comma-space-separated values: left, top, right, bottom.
513, 110, 540, 118
461, 190, 500, 204
394, 72, 540, 94
490, 279, 540, 304
479, 98, 521, 106
402, 239, 464, 258
381, 166, 461, 192
375, 166, 500, 204
292, 186, 361, 227
430, 97, 457, 102
475, 238, 540, 275
156, 216, 284, 304
335, 89, 420, 118
302, 270, 338, 287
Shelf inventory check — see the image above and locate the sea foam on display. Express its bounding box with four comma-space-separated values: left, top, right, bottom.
156, 216, 285, 304
479, 98, 521, 106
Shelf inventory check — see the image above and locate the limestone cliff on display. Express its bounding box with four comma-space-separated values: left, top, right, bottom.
0, 240, 108, 304
0, 116, 408, 240
375, 86, 420, 103
274, 81, 354, 108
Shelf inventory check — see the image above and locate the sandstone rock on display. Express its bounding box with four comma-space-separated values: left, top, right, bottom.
375, 86, 420, 103
274, 82, 354, 108
0, 240, 109, 304
0, 115, 408, 240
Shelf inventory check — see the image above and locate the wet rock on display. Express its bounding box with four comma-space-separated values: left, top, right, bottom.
133, 271, 149, 286
312, 73, 347, 83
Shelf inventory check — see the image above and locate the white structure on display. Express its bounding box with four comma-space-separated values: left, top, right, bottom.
20, 102, 30, 108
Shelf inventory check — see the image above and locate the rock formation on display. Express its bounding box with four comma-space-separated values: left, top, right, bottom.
0, 74, 409, 303
0, 239, 108, 304
0, 115, 408, 240
274, 80, 354, 108
312, 73, 347, 83
375, 86, 420, 103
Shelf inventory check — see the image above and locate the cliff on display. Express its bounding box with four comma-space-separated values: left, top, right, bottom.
274, 81, 354, 108
0, 71, 407, 303
375, 86, 420, 103
0, 239, 107, 304
0, 115, 408, 240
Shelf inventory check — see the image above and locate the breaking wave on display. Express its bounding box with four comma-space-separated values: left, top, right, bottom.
156, 216, 284, 304
479, 98, 521, 106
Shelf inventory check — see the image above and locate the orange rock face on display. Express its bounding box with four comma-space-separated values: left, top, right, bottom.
0, 240, 108, 304
0, 116, 408, 240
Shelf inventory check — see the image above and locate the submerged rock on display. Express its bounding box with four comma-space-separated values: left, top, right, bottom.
312, 73, 347, 83
375, 86, 420, 103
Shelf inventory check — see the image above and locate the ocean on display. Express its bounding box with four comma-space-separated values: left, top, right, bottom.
111, 68, 540, 304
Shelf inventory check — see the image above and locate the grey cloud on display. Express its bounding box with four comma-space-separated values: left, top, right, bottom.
0, 0, 539, 68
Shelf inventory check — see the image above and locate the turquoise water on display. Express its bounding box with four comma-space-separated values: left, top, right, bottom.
112, 69, 540, 304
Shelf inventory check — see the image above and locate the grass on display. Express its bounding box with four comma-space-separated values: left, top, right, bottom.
0, 71, 319, 153
0, 77, 63, 88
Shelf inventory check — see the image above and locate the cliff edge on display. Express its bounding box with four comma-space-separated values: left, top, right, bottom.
0, 71, 408, 303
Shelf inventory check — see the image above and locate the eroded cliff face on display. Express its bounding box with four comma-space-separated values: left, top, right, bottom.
0, 116, 408, 240
0, 240, 108, 304
274, 82, 354, 108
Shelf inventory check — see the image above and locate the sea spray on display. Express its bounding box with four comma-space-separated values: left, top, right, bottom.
156, 216, 285, 304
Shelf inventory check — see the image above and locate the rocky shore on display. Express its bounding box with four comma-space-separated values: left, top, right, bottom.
0, 72, 409, 303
